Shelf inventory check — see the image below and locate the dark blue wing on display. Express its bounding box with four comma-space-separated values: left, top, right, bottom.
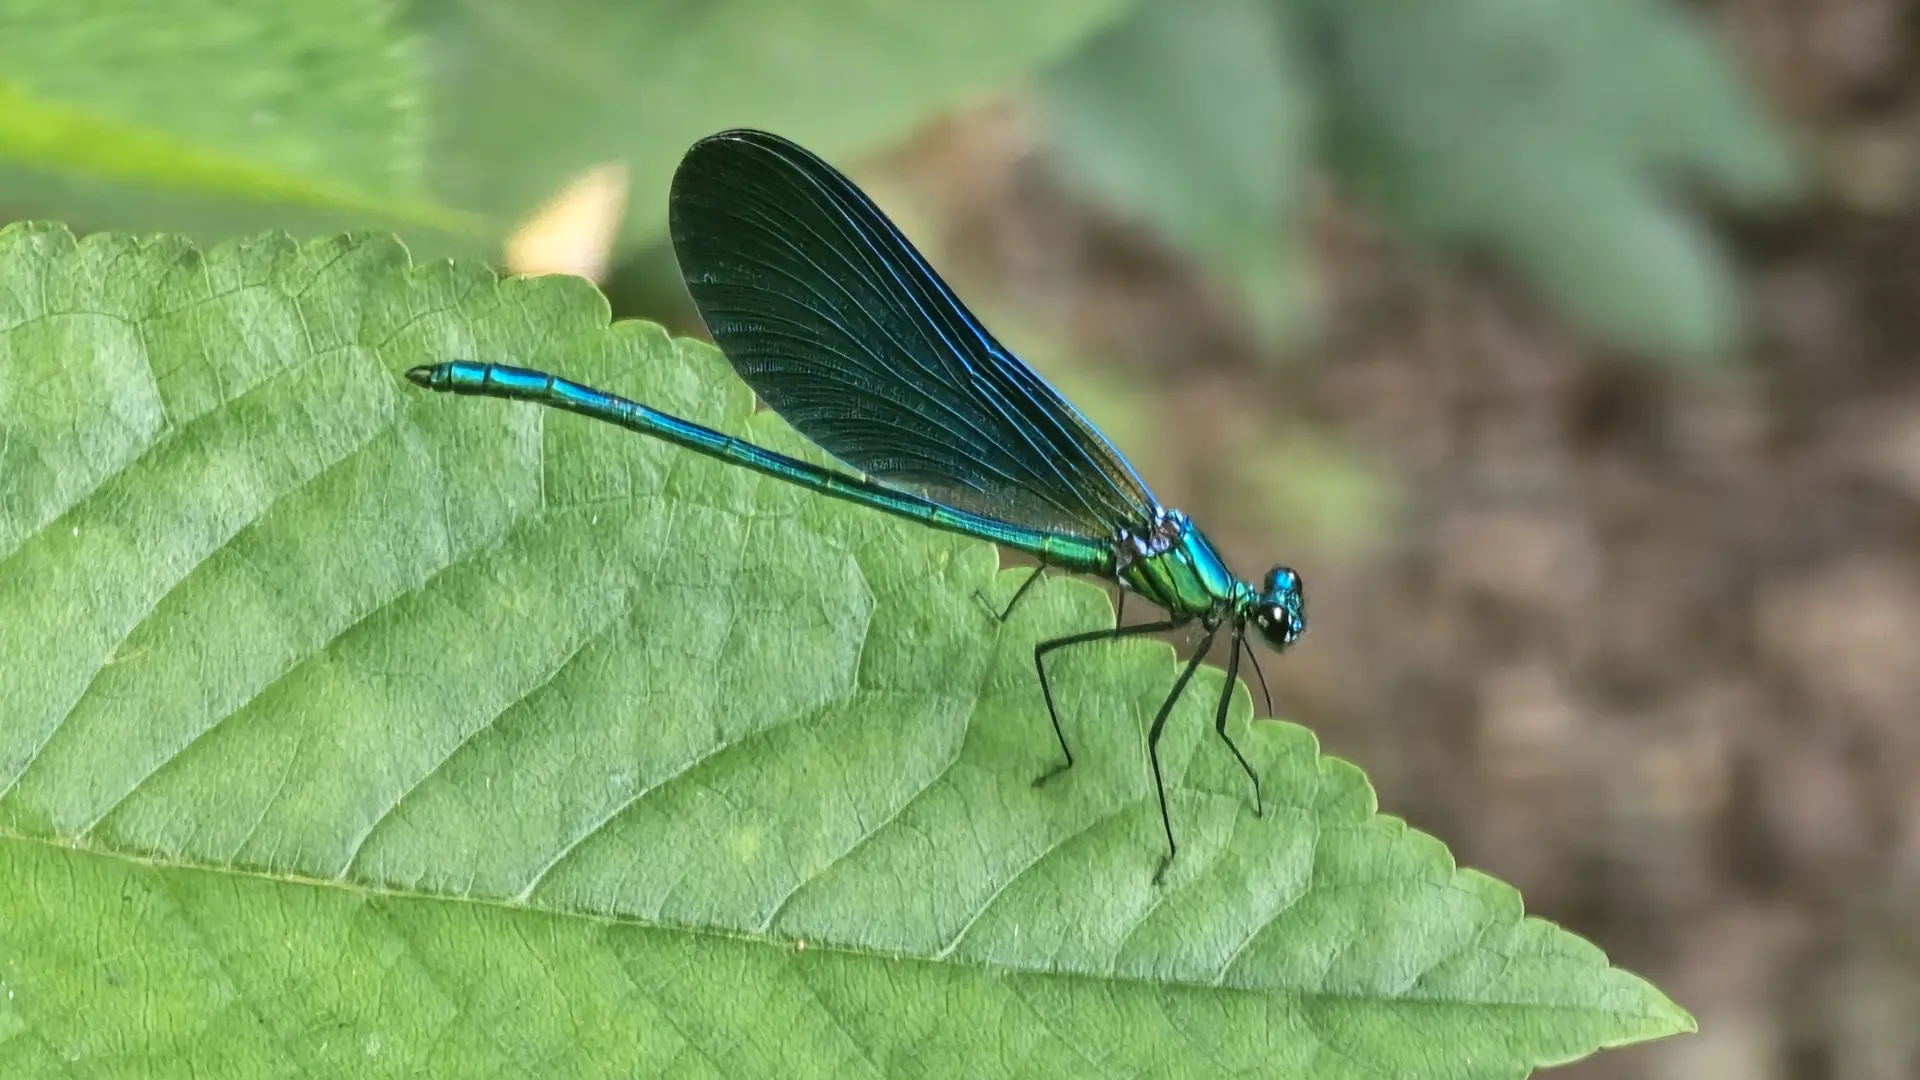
668, 128, 1158, 540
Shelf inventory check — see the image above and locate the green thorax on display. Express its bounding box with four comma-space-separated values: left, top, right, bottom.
1116, 509, 1252, 621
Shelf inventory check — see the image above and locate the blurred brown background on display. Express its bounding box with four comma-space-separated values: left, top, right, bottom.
877, 3, 1920, 1077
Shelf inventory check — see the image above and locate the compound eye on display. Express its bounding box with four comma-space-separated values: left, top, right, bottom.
1262, 604, 1305, 642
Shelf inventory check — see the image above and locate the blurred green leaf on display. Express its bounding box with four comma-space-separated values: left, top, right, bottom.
1038, 0, 1797, 364
0, 1, 1128, 257
413, 0, 1129, 250
1042, 0, 1317, 343
1313, 0, 1800, 362
0, 1, 473, 235
0, 225, 1691, 1076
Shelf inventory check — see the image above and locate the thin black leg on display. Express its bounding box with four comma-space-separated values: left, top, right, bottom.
1241, 636, 1274, 716
1148, 627, 1217, 885
975, 564, 1044, 623
1114, 589, 1127, 629
1214, 628, 1263, 817
1032, 618, 1187, 785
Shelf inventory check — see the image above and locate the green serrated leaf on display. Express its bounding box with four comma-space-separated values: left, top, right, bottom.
1042, 0, 1317, 344
1311, 0, 1799, 362
0, 225, 1691, 1076
0, 1, 475, 236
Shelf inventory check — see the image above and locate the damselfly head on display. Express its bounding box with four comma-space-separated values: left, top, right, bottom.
1251, 566, 1307, 651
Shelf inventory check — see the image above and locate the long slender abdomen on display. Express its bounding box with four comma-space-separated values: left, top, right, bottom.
406, 361, 1113, 576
